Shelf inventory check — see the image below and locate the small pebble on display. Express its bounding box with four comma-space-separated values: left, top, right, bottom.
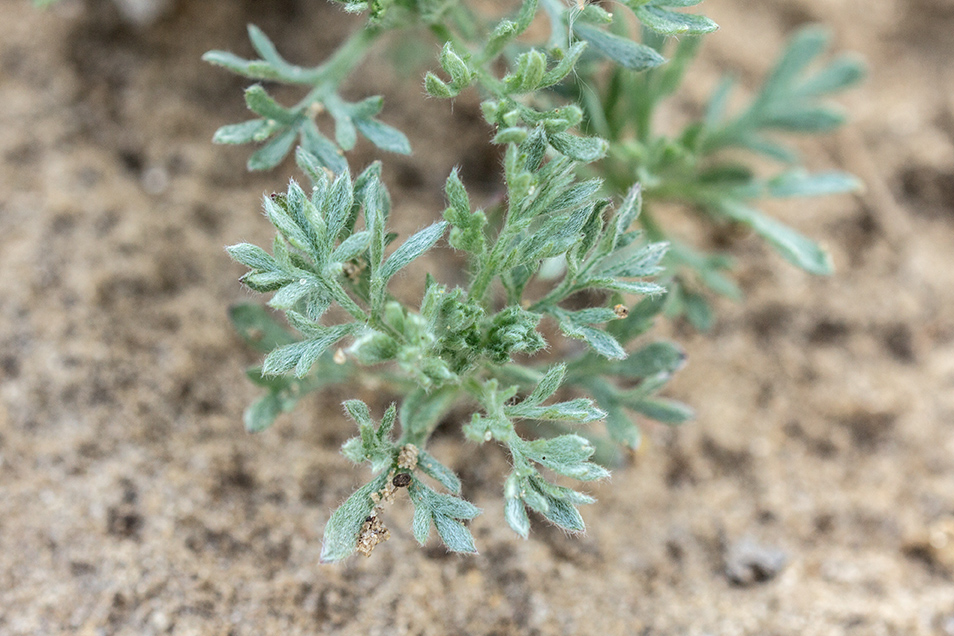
902, 515, 954, 575
724, 536, 787, 586
113, 0, 171, 25
141, 165, 169, 195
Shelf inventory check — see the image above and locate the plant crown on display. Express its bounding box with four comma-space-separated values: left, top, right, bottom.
203, 0, 864, 560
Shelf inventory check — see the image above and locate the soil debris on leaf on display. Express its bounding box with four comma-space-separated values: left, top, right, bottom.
356, 514, 390, 558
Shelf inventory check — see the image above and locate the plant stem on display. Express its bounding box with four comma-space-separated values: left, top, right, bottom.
293, 26, 383, 110
467, 218, 521, 307
539, 0, 569, 50
318, 25, 383, 87
528, 276, 575, 312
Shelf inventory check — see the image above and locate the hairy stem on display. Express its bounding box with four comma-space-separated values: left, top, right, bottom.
292, 25, 383, 109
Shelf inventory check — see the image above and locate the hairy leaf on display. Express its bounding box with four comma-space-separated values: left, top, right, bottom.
229, 304, 296, 352
634, 5, 717, 35
248, 127, 297, 171
320, 474, 388, 563
355, 118, 412, 154
765, 170, 861, 198
380, 221, 449, 283
719, 201, 833, 275
572, 23, 666, 71
262, 324, 353, 377
213, 119, 271, 145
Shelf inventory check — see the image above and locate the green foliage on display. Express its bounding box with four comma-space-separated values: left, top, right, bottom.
226, 132, 676, 556
205, 0, 863, 559
229, 304, 352, 432
204, 25, 409, 171
582, 25, 865, 319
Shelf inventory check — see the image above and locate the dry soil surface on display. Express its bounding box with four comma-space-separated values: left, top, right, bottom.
2, 0, 954, 634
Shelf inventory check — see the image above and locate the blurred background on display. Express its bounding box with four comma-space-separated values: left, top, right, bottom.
1, 0, 953, 633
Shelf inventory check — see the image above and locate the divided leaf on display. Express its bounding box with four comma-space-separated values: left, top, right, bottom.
572, 22, 666, 71
417, 450, 462, 495
354, 117, 412, 155
320, 473, 389, 563
718, 200, 833, 275
521, 364, 566, 407
765, 170, 862, 198
408, 478, 481, 553
611, 341, 686, 378
262, 324, 354, 377
380, 221, 449, 283
559, 319, 626, 360
248, 127, 298, 171
633, 4, 718, 36
517, 435, 610, 481
503, 468, 595, 536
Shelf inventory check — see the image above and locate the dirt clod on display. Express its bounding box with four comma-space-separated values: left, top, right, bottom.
356, 515, 390, 558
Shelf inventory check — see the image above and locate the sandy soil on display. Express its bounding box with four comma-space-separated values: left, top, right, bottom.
2, 0, 954, 634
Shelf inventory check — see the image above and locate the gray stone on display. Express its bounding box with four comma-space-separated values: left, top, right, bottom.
724, 536, 788, 586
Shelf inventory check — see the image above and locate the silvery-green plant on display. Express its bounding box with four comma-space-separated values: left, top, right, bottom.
203, 0, 863, 560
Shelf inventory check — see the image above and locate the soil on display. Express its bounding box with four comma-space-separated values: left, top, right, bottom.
2, 0, 954, 634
